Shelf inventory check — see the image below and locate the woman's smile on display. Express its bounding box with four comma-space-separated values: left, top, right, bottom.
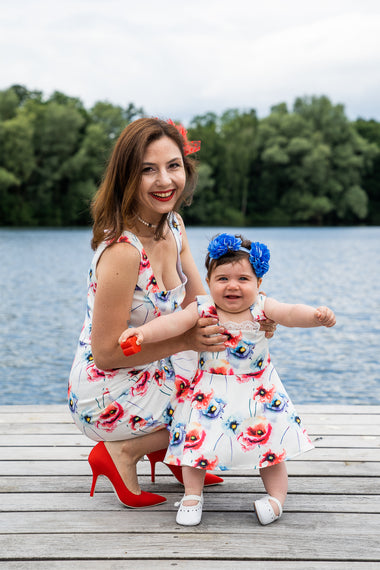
150, 189, 176, 202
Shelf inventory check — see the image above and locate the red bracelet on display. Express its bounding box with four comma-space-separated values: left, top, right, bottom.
120, 336, 141, 356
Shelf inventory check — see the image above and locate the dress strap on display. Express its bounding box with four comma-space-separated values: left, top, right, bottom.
196, 295, 218, 319
250, 293, 267, 322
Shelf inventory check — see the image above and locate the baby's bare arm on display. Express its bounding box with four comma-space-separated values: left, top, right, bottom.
119, 302, 199, 346
264, 297, 336, 328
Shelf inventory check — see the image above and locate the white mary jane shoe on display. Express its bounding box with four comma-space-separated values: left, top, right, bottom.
254, 495, 283, 525
175, 494, 203, 526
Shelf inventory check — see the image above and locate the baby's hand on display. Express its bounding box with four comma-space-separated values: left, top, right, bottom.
315, 306, 336, 327
118, 329, 144, 346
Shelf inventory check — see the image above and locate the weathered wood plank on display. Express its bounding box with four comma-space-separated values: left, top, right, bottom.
1, 563, 379, 570
0, 404, 380, 565
0, 531, 379, 561
0, 492, 379, 513
1, 511, 380, 534
1, 459, 380, 477
1, 562, 380, 570
1, 475, 378, 495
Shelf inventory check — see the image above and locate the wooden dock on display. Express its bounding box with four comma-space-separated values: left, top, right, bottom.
0, 404, 380, 568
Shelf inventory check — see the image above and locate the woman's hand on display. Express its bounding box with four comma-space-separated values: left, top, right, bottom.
184, 317, 227, 353
259, 318, 277, 339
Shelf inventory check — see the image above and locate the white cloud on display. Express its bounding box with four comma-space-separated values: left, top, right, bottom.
1, 0, 380, 121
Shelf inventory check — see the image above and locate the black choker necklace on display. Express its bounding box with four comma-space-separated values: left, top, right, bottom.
137, 215, 158, 229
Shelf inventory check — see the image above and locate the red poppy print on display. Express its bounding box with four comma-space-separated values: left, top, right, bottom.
87, 364, 117, 383
209, 365, 234, 375
259, 449, 287, 468
200, 304, 218, 319
192, 389, 214, 410
184, 424, 207, 450
193, 454, 219, 470
238, 418, 272, 451
131, 371, 150, 396
140, 250, 150, 271
96, 402, 124, 432
253, 383, 277, 403
146, 274, 160, 293
174, 375, 192, 403
153, 370, 164, 386
224, 330, 243, 348
129, 415, 147, 430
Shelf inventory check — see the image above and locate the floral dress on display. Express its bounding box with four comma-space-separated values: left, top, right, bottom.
68, 214, 197, 441
165, 294, 313, 471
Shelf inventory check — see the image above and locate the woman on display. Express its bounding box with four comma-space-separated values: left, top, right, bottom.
68, 118, 274, 508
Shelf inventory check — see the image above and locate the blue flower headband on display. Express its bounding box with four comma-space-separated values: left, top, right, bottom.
207, 233, 270, 278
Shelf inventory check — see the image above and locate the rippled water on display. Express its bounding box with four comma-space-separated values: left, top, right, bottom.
1, 226, 379, 405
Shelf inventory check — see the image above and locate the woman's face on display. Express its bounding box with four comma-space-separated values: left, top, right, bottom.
136, 136, 186, 222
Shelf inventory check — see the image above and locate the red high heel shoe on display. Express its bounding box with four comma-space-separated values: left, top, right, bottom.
88, 442, 166, 508
147, 449, 224, 486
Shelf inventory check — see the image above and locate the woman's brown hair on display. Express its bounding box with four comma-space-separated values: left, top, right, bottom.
91, 118, 198, 250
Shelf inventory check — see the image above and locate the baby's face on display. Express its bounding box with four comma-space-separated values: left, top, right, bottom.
207, 258, 262, 315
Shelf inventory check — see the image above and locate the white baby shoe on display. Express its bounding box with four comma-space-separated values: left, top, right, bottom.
175, 494, 203, 526
254, 495, 283, 525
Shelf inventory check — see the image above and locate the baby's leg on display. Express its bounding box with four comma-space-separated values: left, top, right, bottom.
182, 466, 206, 505
259, 462, 288, 515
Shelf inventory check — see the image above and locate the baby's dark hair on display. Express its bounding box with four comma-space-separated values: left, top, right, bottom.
205, 234, 254, 280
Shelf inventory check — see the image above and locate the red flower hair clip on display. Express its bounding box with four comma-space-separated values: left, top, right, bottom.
167, 119, 201, 156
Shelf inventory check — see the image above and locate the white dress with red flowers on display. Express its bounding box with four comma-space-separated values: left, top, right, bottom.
165, 294, 313, 470
68, 214, 197, 441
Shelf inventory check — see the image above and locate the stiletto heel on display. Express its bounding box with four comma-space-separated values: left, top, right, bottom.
90, 471, 98, 497
147, 449, 224, 486
88, 442, 167, 508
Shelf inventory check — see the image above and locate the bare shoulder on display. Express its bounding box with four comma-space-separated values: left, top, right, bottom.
96, 241, 140, 279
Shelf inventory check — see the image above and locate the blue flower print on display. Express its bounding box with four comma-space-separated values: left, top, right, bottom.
201, 398, 226, 419
163, 403, 175, 426
289, 412, 302, 426
249, 350, 267, 373
223, 415, 242, 436
170, 422, 186, 446
84, 348, 94, 366
162, 361, 175, 381
68, 391, 78, 414
80, 410, 94, 425
227, 340, 254, 361
265, 393, 289, 413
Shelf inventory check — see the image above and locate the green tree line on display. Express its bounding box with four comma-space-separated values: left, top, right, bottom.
1, 84, 379, 227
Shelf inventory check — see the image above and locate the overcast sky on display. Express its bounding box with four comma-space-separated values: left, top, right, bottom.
1, 0, 380, 123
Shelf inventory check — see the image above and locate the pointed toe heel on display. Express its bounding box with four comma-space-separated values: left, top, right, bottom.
88, 442, 166, 508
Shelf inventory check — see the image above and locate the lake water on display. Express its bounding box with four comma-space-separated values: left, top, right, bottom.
1, 226, 379, 405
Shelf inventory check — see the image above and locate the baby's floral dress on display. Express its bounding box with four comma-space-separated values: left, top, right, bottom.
165, 294, 313, 470
68, 214, 197, 441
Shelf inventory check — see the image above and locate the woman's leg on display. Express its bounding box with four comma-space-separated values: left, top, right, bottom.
259, 462, 288, 515
105, 428, 169, 494
181, 466, 206, 505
